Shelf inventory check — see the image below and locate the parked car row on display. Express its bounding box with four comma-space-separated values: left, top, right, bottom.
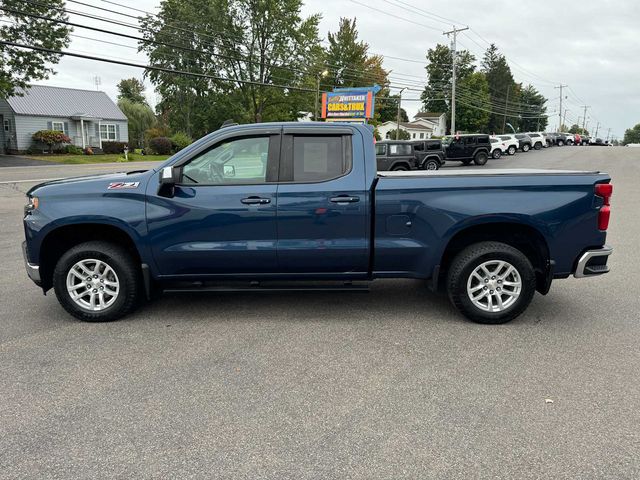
375, 129, 612, 172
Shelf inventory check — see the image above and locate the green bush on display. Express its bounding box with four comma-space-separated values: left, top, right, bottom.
65, 144, 83, 154
170, 132, 193, 152
102, 141, 129, 154
148, 136, 172, 155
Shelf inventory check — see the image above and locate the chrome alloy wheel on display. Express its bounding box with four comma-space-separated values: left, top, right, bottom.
467, 260, 522, 312
66, 259, 120, 311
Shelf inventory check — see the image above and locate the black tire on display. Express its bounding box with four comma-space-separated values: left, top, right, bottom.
492, 149, 502, 159
391, 164, 409, 171
473, 151, 489, 166
446, 241, 536, 324
424, 159, 440, 170
522, 143, 531, 152
534, 142, 542, 150
508, 146, 517, 155
557, 140, 564, 146
53, 241, 141, 322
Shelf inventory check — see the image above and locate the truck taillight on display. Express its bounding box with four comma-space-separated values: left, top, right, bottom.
595, 183, 612, 231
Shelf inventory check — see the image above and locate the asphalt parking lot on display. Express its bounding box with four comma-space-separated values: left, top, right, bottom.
1, 147, 638, 479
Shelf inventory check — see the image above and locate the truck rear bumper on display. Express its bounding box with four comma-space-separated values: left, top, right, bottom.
574, 245, 612, 278
22, 241, 41, 285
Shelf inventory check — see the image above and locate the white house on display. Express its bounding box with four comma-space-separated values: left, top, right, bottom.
377, 112, 447, 140
0, 85, 129, 154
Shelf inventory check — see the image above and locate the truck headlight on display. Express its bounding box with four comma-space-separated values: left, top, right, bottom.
24, 196, 39, 215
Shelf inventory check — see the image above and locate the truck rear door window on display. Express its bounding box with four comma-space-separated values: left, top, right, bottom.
291, 136, 350, 182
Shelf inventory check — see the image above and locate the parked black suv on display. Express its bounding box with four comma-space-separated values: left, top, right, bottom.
514, 133, 533, 152
375, 141, 424, 171
410, 139, 446, 170
442, 134, 491, 165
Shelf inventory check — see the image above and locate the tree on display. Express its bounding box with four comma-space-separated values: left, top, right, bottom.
455, 72, 490, 133
140, 0, 321, 137
117, 98, 156, 149
376, 94, 408, 123
569, 124, 589, 135
386, 128, 410, 140
623, 123, 640, 144
420, 44, 476, 134
0, 0, 71, 97
481, 44, 517, 133
518, 84, 548, 132
117, 78, 147, 104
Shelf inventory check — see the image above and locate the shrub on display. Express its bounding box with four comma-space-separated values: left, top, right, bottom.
170, 132, 193, 152
148, 136, 172, 155
31, 130, 71, 153
102, 141, 129, 154
65, 144, 83, 155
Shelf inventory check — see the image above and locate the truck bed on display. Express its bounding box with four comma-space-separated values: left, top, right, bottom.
377, 168, 604, 177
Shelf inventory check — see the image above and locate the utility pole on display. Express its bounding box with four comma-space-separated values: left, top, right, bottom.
606, 128, 611, 142
581, 105, 590, 132
443, 25, 469, 134
554, 84, 567, 132
595, 121, 600, 137
314, 70, 328, 121
502, 84, 511, 134
396, 88, 406, 140
562, 109, 570, 131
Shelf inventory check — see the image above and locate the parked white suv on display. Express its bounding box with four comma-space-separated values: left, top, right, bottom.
497, 135, 519, 155
526, 132, 546, 150
489, 137, 508, 158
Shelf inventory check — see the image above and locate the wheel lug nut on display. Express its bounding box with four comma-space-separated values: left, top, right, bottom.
491, 276, 496, 280
92, 289, 97, 293
483, 286, 488, 290
497, 287, 501, 291
100, 279, 104, 283
484, 278, 489, 283
498, 280, 502, 284
490, 290, 494, 294
100, 286, 104, 290
94, 275, 98, 278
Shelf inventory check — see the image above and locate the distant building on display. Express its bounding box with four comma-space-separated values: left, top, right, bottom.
376, 112, 447, 140
0, 85, 128, 153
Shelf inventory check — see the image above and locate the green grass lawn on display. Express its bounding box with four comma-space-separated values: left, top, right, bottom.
24, 153, 171, 164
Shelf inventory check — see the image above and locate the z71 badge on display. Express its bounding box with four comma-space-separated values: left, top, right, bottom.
108, 182, 140, 190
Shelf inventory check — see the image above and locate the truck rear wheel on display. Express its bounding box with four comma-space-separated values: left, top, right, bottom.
53, 241, 141, 322
473, 151, 488, 166
446, 242, 536, 324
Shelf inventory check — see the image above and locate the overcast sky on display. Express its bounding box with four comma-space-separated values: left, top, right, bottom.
32, 0, 640, 139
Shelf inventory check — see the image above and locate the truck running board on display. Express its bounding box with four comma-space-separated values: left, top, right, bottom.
163, 280, 370, 293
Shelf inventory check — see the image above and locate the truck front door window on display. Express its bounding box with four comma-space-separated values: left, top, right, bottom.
181, 136, 270, 185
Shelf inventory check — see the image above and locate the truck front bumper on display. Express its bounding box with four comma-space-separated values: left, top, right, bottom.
22, 241, 41, 285
574, 245, 613, 278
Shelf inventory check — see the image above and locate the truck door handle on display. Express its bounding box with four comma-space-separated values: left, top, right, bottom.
330, 195, 360, 204
241, 196, 271, 205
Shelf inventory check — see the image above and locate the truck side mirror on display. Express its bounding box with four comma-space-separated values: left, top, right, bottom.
158, 166, 180, 198
160, 166, 180, 185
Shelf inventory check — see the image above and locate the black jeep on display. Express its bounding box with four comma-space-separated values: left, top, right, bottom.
410, 139, 446, 170
375, 140, 442, 171
442, 134, 491, 166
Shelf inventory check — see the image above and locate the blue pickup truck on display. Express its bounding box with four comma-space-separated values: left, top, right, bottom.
22, 122, 613, 324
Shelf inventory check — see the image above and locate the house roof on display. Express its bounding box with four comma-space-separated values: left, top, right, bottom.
5, 85, 127, 121
400, 121, 433, 131
414, 111, 443, 119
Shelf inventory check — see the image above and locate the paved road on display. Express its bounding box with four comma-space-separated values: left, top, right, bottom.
0, 154, 56, 167
1, 147, 638, 479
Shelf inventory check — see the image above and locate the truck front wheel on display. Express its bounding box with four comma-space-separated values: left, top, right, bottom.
53, 241, 141, 322
446, 242, 536, 324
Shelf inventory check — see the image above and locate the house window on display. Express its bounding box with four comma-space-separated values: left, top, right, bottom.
412, 133, 416, 138
100, 124, 117, 141
3, 120, 9, 132
52, 121, 64, 133
420, 133, 424, 139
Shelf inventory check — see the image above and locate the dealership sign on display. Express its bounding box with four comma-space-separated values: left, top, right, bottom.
321, 85, 380, 122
